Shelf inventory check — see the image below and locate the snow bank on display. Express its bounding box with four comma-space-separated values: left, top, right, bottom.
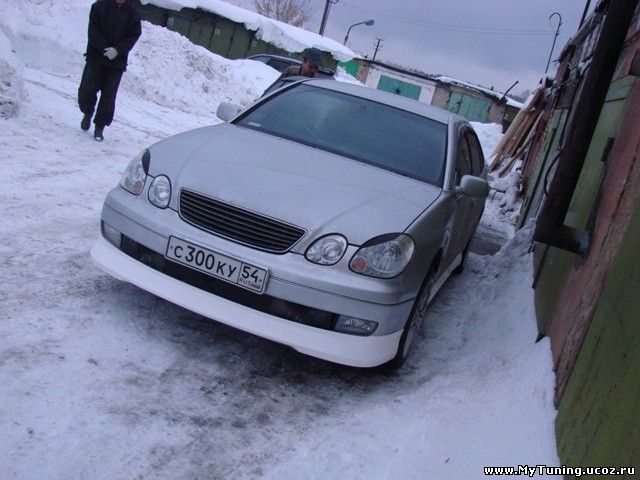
122, 22, 279, 115
490, 160, 523, 225
141, 0, 355, 61
0, 1, 87, 73
334, 66, 362, 85
470, 121, 523, 231
471, 121, 504, 161
0, 30, 23, 118
0, 1, 279, 117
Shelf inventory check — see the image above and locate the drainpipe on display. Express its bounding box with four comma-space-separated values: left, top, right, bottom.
533, 0, 638, 255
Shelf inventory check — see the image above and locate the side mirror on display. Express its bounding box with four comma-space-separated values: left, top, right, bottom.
216, 102, 242, 122
456, 175, 489, 198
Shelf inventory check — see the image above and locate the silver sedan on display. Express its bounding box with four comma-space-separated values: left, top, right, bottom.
91, 79, 488, 367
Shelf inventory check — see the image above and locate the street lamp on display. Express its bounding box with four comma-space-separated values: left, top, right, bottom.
544, 12, 562, 74
343, 19, 375, 45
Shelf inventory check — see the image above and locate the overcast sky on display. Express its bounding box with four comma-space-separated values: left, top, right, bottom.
228, 0, 593, 96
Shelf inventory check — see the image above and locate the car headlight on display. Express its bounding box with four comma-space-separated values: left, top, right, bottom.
305, 234, 348, 265
120, 149, 150, 195
349, 233, 414, 278
148, 175, 172, 208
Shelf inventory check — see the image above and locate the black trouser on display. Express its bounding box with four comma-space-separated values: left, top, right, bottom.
78, 62, 124, 127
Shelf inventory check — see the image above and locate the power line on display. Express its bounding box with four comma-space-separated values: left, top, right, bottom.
340, 1, 554, 36
340, 1, 551, 34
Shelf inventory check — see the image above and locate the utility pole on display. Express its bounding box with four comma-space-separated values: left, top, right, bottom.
372, 38, 383, 61
579, 0, 592, 28
319, 0, 338, 36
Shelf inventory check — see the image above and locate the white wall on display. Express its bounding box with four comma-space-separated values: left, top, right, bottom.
363, 65, 436, 104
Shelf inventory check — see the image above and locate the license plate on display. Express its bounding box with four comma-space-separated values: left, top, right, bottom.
165, 236, 268, 294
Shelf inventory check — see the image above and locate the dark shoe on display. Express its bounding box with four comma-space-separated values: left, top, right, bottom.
81, 113, 92, 131
94, 125, 104, 142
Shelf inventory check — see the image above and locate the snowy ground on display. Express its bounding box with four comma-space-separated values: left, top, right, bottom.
1, 3, 558, 479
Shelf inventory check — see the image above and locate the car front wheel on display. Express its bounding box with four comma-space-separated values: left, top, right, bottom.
453, 238, 471, 274
388, 262, 437, 368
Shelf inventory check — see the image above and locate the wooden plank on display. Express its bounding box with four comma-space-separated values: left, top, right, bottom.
490, 88, 543, 169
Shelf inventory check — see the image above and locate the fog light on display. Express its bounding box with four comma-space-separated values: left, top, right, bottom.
101, 221, 121, 248
335, 315, 378, 336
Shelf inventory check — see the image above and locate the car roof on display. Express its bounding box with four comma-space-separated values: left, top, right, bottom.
300, 79, 461, 125
275, 75, 334, 84
247, 54, 299, 63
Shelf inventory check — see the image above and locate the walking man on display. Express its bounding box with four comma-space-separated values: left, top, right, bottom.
78, 0, 141, 141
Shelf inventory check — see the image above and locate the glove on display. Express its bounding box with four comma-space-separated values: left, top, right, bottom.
103, 47, 118, 61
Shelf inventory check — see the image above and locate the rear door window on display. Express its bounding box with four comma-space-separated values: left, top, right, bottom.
455, 135, 473, 185
465, 131, 485, 176
267, 59, 298, 72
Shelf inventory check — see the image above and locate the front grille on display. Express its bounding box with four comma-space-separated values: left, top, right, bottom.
179, 189, 305, 253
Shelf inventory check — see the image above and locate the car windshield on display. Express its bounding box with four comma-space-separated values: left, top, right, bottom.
234, 84, 448, 186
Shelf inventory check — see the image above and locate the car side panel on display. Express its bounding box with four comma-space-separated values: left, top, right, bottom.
403, 195, 454, 292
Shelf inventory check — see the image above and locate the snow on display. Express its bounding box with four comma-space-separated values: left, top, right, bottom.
334, 65, 363, 84
1, 2, 558, 478
471, 121, 504, 160
0, 28, 23, 118
469, 121, 522, 237
123, 22, 279, 113
140, 0, 356, 62
268, 225, 558, 479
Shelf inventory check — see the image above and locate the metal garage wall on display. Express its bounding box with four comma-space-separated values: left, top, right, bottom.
523, 0, 640, 470
530, 77, 634, 335
446, 92, 490, 122
364, 66, 436, 104
377, 75, 421, 100
134, 2, 337, 67
556, 196, 640, 470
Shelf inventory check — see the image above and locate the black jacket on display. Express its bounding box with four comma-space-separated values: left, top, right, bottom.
85, 0, 141, 71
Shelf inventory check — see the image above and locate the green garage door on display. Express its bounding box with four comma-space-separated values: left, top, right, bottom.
188, 18, 214, 49
209, 19, 234, 57
447, 92, 490, 122
377, 75, 421, 100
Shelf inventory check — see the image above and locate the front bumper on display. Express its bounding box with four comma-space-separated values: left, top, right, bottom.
90, 186, 420, 366
91, 237, 402, 367
101, 187, 415, 333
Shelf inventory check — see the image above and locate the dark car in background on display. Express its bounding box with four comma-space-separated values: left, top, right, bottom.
246, 54, 335, 77
260, 75, 333, 97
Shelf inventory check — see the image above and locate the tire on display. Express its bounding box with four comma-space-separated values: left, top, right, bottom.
387, 262, 437, 368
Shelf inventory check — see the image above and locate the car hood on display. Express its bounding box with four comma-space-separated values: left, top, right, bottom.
149, 123, 442, 249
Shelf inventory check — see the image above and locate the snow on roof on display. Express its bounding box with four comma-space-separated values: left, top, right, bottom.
140, 0, 356, 62
435, 75, 524, 109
